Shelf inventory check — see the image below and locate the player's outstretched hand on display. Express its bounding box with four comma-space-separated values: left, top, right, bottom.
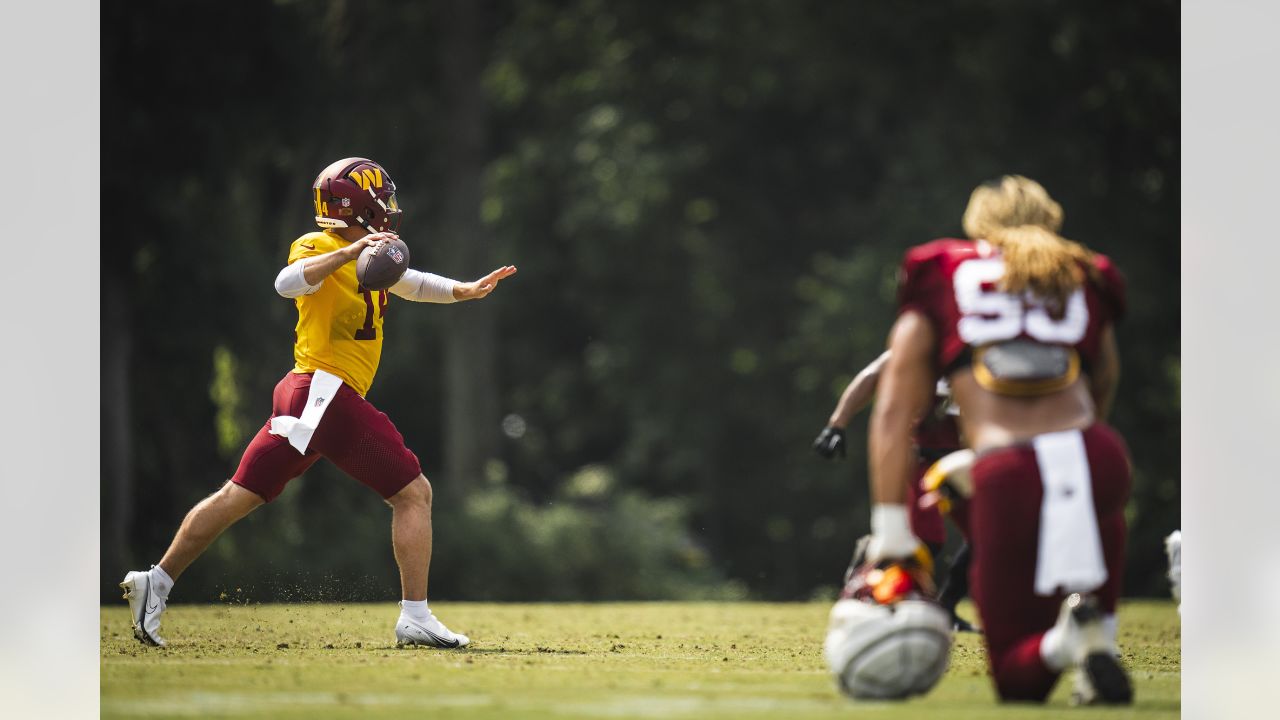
812, 426, 846, 459
453, 265, 518, 301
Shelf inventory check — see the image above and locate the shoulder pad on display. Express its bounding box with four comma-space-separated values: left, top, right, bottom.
897, 238, 973, 314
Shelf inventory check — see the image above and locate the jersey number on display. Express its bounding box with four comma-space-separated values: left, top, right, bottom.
354, 289, 388, 340
952, 258, 1087, 344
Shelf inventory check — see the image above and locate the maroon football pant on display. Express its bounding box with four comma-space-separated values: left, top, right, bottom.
967, 423, 1130, 702
231, 372, 422, 502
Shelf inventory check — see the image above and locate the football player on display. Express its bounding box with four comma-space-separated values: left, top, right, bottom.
854, 176, 1131, 704
121, 158, 516, 649
813, 354, 977, 632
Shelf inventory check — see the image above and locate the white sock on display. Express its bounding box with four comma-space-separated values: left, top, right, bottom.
1041, 610, 1118, 671
150, 565, 174, 598
1039, 625, 1070, 672
401, 599, 430, 621
1103, 614, 1118, 650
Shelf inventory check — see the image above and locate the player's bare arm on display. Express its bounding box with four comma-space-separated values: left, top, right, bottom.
865, 310, 935, 560
814, 350, 891, 459
829, 350, 891, 428
452, 265, 518, 301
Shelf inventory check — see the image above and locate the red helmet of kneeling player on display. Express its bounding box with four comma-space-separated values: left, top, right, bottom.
312, 157, 402, 234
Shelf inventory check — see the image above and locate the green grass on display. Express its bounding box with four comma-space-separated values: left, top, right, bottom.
101, 600, 1179, 719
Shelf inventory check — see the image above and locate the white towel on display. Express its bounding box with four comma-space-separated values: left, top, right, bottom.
268, 369, 344, 454
1033, 429, 1109, 596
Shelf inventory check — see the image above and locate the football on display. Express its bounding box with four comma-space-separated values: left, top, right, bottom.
356, 237, 411, 290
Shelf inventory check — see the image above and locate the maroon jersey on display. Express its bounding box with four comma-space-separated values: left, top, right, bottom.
914, 405, 962, 455
897, 239, 1125, 375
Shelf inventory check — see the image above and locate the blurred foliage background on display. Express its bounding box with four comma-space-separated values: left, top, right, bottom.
102, 0, 1178, 603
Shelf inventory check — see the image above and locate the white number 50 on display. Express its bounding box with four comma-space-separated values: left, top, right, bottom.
953, 258, 1087, 345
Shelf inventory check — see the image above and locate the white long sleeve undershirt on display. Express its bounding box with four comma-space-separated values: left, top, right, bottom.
274, 263, 458, 303
274, 261, 322, 298
389, 268, 458, 303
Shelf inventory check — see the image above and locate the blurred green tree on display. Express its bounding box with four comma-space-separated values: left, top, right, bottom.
102, 0, 1179, 602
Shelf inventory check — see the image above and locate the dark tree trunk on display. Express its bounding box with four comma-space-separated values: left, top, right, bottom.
102, 270, 134, 575
437, 0, 498, 493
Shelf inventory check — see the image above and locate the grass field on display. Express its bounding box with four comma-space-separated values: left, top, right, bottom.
101, 600, 1179, 719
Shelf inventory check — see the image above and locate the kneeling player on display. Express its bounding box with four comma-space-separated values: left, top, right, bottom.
846, 176, 1132, 704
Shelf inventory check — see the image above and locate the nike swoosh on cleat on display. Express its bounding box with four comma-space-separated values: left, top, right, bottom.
405, 624, 460, 648
424, 631, 461, 648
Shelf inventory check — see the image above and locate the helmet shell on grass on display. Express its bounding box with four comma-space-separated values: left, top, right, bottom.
824, 597, 953, 700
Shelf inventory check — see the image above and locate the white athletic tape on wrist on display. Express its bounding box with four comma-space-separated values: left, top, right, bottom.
869, 504, 918, 561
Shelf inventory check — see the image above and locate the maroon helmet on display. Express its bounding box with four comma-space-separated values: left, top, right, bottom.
312, 157, 403, 233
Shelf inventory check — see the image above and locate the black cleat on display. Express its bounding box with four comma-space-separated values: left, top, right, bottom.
1080, 652, 1134, 705
1065, 593, 1133, 706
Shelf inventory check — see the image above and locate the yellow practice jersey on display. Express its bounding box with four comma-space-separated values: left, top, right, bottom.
287, 230, 390, 396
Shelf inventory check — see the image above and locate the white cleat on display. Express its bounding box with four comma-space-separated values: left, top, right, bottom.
120, 568, 168, 647
395, 607, 470, 649
1059, 593, 1132, 705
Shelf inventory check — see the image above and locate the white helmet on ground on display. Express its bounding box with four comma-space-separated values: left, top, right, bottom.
824, 597, 953, 700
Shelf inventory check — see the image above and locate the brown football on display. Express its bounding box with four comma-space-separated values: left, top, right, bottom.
356, 238, 411, 290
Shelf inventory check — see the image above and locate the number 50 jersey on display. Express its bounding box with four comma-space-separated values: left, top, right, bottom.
287, 230, 389, 397
897, 238, 1126, 378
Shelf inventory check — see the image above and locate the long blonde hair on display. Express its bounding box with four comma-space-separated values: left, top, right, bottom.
961, 175, 1096, 306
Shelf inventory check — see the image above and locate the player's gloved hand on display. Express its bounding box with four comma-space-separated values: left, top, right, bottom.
812, 426, 846, 459
918, 449, 976, 514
